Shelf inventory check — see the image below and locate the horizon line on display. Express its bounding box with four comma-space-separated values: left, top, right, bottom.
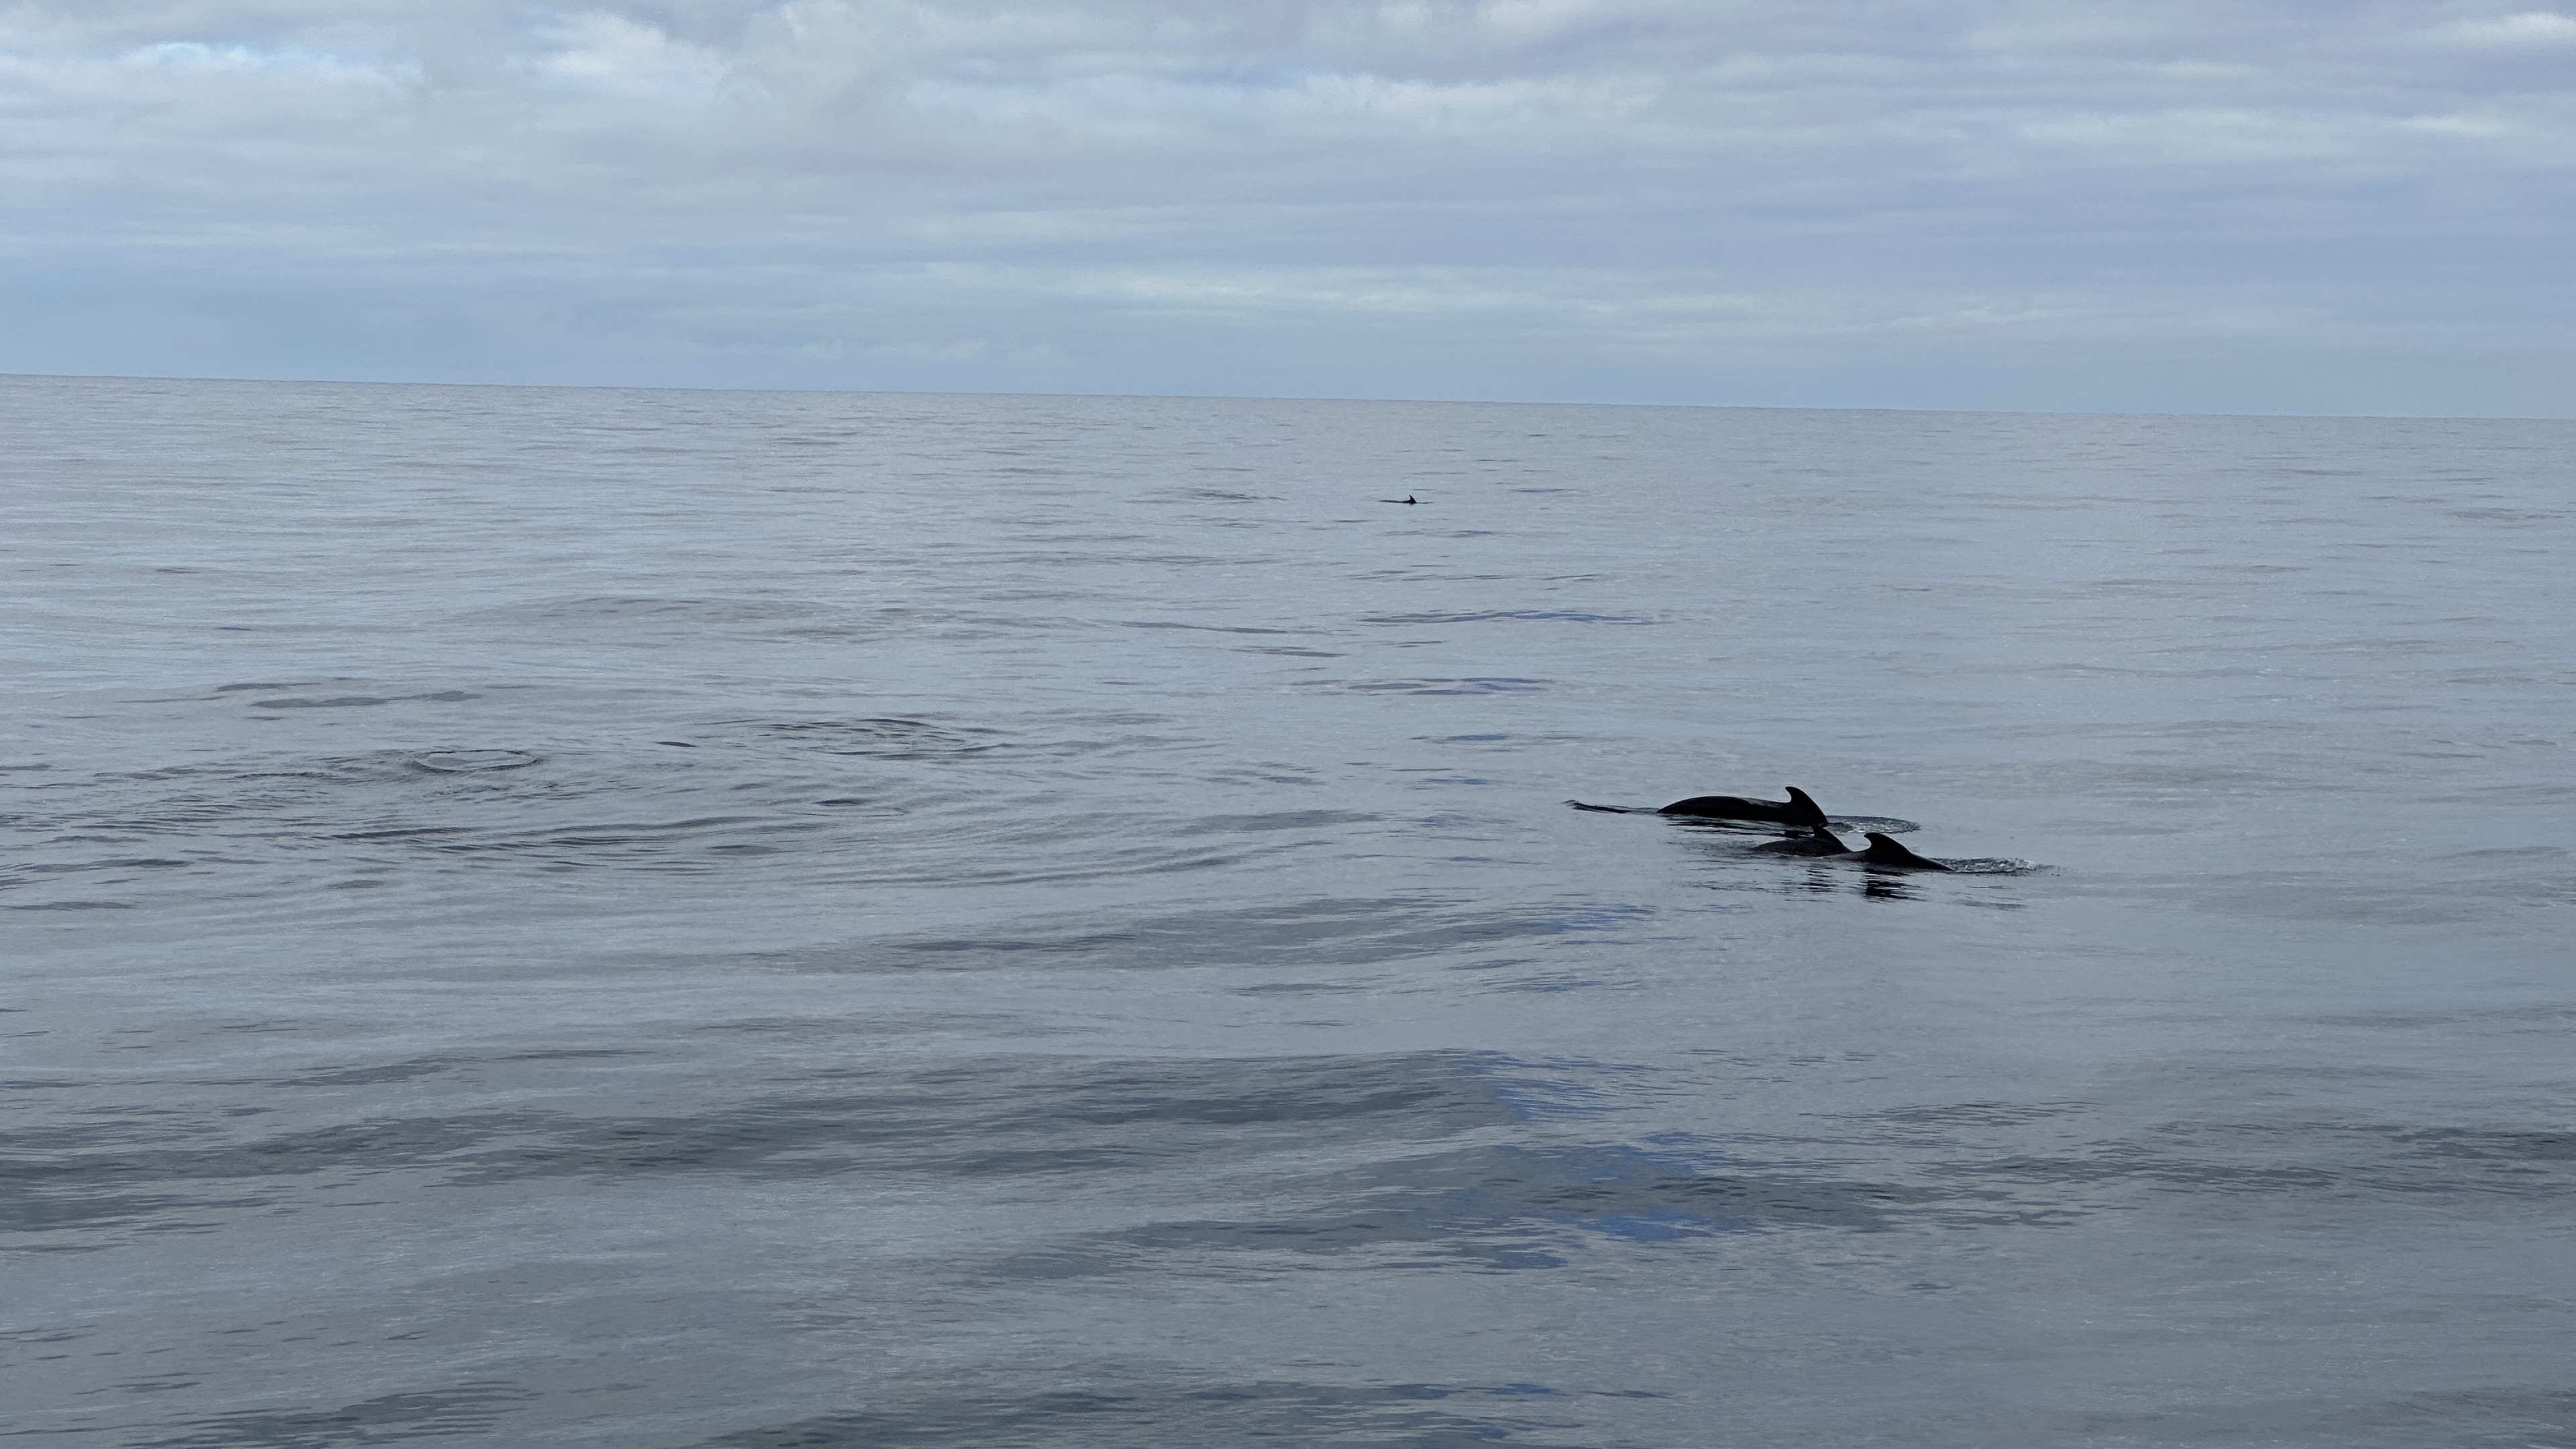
8, 369, 2571, 427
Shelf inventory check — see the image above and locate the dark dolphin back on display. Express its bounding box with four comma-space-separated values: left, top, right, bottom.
1658, 793, 1796, 822
1782, 786, 1829, 828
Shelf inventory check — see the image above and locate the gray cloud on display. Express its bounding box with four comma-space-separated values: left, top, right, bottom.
3, 1, 2571, 411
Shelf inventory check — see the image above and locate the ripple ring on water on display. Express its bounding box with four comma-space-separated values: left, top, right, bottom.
415, 749, 541, 773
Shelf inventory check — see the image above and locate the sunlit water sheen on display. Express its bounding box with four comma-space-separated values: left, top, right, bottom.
5, 374, 2573, 1448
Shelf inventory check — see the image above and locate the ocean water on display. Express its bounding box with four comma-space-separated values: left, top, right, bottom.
4, 373, 2572, 1448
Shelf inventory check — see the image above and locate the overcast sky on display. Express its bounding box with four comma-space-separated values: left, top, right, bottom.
3, 1, 2571, 413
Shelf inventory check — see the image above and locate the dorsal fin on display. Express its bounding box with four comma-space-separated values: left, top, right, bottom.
1783, 786, 1828, 828
1862, 833, 1948, 870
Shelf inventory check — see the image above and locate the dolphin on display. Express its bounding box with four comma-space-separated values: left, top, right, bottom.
1756, 827, 1950, 870
1568, 786, 1829, 827
1381, 494, 1420, 504
1657, 786, 1829, 827
1753, 824, 1851, 856
1855, 833, 1951, 871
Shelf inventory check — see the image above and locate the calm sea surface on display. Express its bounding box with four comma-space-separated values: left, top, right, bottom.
4, 374, 2573, 1448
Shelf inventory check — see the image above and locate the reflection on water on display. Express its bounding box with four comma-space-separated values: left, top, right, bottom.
5, 376, 2573, 1447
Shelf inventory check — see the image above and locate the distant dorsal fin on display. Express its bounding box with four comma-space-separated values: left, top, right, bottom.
1783, 786, 1828, 828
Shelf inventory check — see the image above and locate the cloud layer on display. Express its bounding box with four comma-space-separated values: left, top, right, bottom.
3, 1, 2571, 411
